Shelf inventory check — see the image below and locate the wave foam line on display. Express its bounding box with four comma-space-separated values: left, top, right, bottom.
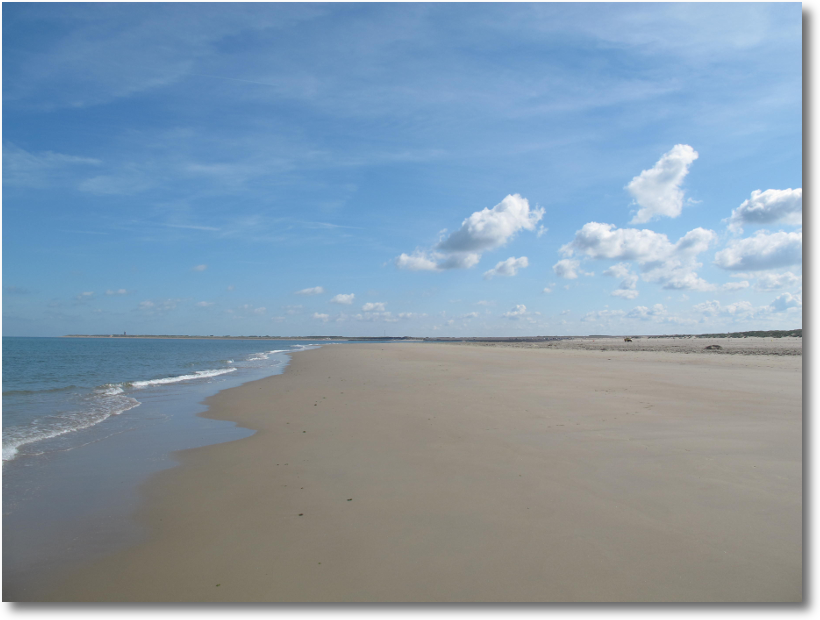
2, 395, 141, 462
129, 367, 237, 389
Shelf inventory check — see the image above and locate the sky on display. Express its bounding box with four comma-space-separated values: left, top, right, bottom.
2, 2, 803, 337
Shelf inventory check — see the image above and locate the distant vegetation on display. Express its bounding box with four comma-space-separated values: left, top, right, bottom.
649, 329, 801, 339
696, 329, 801, 339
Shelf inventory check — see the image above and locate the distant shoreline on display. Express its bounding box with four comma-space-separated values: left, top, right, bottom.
62, 328, 801, 342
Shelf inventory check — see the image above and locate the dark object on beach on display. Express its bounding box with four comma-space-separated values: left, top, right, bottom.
347, 498, 353, 501
624, 337, 633, 342
704, 344, 722, 350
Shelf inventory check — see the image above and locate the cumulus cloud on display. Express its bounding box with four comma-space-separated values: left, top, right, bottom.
330, 293, 355, 305
769, 292, 802, 313
563, 223, 715, 263
714, 230, 802, 271
313, 312, 330, 322
75, 291, 95, 301
626, 304, 667, 320
627, 144, 699, 223
553, 259, 585, 279
295, 286, 325, 296
722, 281, 750, 291
362, 302, 386, 312
561, 222, 716, 291
105, 289, 129, 295
604, 262, 639, 298
396, 194, 543, 272
727, 188, 802, 232
692, 298, 790, 320
754, 271, 801, 291
483, 256, 529, 280
502, 304, 529, 319
193, 264, 207, 271
395, 250, 481, 271
437, 194, 545, 253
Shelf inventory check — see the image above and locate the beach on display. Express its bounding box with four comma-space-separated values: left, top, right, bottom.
41, 341, 802, 602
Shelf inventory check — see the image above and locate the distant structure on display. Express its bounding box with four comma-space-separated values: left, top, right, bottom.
624, 337, 632, 342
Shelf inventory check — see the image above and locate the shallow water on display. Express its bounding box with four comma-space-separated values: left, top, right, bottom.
2, 337, 338, 599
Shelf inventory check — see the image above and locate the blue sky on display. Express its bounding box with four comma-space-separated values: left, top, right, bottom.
2, 2, 803, 337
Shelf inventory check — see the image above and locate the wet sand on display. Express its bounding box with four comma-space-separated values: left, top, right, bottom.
42, 342, 802, 602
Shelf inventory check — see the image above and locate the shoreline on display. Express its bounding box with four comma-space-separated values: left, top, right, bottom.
40, 343, 801, 602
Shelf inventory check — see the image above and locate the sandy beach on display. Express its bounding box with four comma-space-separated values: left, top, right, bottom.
41, 341, 802, 602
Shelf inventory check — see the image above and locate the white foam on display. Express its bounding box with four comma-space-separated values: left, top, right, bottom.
246, 349, 287, 361
2, 395, 141, 462
129, 367, 237, 389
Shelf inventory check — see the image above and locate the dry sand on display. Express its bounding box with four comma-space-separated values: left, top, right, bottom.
42, 342, 802, 602
456, 335, 803, 356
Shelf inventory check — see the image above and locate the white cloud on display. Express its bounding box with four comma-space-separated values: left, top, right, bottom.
196, 301, 215, 307
3, 142, 101, 188
582, 309, 625, 322
476, 300, 493, 306
694, 299, 766, 319
362, 302, 386, 312
138, 298, 180, 314
437, 194, 544, 253
627, 144, 699, 223
563, 223, 715, 263
561, 222, 716, 291
722, 281, 750, 291
105, 288, 129, 295
553, 259, 581, 279
397, 312, 427, 319
295, 286, 325, 295
693, 300, 722, 316
626, 304, 667, 320
612, 289, 639, 299
769, 292, 802, 313
330, 293, 355, 305
727, 188, 802, 232
284, 305, 303, 315
754, 271, 801, 291
193, 264, 207, 271
543, 287, 552, 294
395, 250, 443, 271
313, 312, 330, 322
397, 194, 543, 272
604, 262, 639, 297
237, 304, 266, 315
714, 230, 802, 271
458, 312, 479, 319
227, 285, 236, 291
502, 304, 527, 318
483, 256, 529, 280
75, 291, 95, 301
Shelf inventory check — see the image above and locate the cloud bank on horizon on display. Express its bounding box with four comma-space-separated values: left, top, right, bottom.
2, 3, 802, 336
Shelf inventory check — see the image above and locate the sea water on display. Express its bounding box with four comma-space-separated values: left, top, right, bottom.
2, 336, 337, 599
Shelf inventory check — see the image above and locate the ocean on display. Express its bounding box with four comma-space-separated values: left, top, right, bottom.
2, 336, 338, 598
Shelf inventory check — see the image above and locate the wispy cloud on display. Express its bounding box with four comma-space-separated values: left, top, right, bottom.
295, 286, 325, 296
